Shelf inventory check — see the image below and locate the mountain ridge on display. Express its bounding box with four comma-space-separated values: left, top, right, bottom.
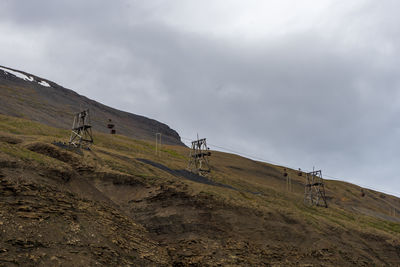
0, 65, 184, 146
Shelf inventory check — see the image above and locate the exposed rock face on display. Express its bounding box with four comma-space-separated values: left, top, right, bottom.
0, 174, 170, 266
0, 65, 183, 146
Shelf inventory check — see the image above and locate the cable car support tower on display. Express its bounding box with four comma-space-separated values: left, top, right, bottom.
304, 168, 328, 208
188, 136, 211, 176
69, 109, 94, 149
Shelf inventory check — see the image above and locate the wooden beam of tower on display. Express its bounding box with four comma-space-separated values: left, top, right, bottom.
187, 136, 211, 176
304, 169, 328, 208
69, 109, 94, 149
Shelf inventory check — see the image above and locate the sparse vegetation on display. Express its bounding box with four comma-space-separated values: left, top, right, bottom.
0, 114, 400, 265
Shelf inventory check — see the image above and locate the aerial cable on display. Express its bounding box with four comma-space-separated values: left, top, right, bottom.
180, 136, 399, 197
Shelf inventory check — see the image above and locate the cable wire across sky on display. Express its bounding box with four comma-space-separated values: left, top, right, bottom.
180, 136, 400, 197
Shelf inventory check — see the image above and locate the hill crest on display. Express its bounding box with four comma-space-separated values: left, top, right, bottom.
0, 65, 183, 146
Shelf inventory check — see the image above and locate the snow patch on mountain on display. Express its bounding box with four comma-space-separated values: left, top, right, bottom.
0, 66, 51, 87
38, 81, 50, 87
0, 66, 34, 81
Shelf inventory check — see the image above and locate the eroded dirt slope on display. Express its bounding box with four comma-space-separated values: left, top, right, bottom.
0, 161, 169, 266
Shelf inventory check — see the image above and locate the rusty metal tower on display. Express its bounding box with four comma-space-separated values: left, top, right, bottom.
304, 169, 328, 208
188, 136, 211, 176
69, 109, 93, 149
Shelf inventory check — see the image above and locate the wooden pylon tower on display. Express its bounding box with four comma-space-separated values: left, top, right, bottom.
69, 109, 93, 149
304, 169, 328, 208
188, 136, 211, 176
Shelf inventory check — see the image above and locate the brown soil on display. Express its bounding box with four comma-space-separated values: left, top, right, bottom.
0, 125, 400, 265
0, 165, 169, 266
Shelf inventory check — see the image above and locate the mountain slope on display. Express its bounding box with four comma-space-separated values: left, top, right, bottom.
0, 65, 183, 146
0, 114, 399, 266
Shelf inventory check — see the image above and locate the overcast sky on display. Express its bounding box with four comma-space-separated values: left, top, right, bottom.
1, 0, 400, 195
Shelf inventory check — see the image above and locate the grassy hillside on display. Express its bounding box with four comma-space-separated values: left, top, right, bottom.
0, 114, 399, 266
